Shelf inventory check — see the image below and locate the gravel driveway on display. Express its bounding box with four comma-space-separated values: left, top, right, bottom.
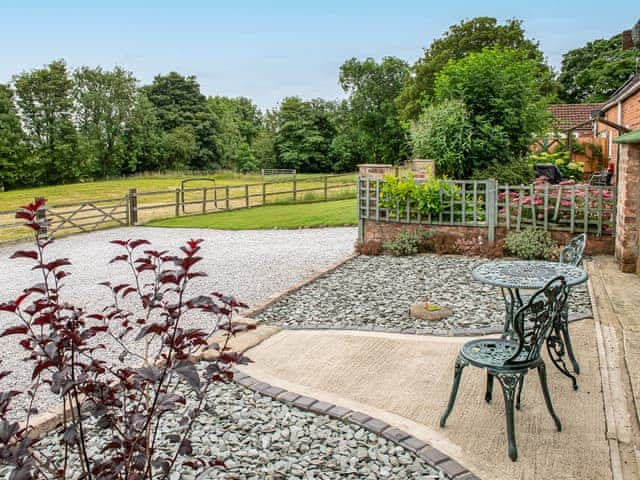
0, 226, 356, 416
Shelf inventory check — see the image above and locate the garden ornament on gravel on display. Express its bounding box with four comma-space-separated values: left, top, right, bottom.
440, 276, 569, 462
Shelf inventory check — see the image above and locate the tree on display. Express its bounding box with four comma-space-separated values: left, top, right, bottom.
159, 126, 197, 171
338, 56, 409, 165
0, 84, 30, 189
274, 97, 337, 172
145, 72, 219, 169
433, 47, 551, 177
410, 99, 471, 178
73, 66, 139, 176
122, 92, 162, 173
558, 34, 639, 103
13, 60, 82, 184
397, 17, 553, 120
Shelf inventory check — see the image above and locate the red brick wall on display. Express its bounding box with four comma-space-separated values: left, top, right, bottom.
614, 143, 640, 273
600, 88, 640, 167
363, 220, 614, 255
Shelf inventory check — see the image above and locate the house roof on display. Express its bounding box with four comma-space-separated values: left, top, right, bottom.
548, 103, 604, 131
601, 73, 640, 112
614, 129, 640, 144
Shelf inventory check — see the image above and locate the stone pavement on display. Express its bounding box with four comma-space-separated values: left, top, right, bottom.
585, 256, 640, 480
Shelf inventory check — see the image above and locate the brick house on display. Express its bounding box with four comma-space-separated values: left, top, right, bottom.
594, 73, 640, 169
548, 103, 604, 138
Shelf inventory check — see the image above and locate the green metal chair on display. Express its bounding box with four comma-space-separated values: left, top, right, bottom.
503, 233, 587, 375
440, 276, 569, 461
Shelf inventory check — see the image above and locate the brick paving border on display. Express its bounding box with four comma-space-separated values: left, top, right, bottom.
233, 369, 480, 480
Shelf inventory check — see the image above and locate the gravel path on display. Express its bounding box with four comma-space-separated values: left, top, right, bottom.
256, 254, 593, 333
12, 380, 442, 480
0, 227, 356, 416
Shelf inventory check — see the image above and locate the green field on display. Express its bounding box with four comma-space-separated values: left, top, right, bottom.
148, 199, 357, 230
0, 172, 351, 211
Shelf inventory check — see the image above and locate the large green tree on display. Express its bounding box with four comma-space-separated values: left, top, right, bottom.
145, 72, 219, 169
397, 17, 552, 121
274, 97, 337, 172
73, 66, 139, 176
558, 34, 638, 103
13, 60, 82, 184
0, 84, 30, 189
337, 56, 409, 165
430, 47, 551, 177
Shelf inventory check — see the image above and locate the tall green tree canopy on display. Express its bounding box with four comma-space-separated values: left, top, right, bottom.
0, 84, 29, 189
558, 34, 639, 103
397, 17, 552, 121
423, 47, 551, 177
13, 60, 82, 184
73, 66, 139, 176
338, 56, 409, 165
274, 97, 337, 172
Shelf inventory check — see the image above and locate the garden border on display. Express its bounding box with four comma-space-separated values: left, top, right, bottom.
232, 369, 479, 480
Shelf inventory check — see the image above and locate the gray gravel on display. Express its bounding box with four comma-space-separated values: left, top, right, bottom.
14, 380, 442, 480
0, 227, 356, 417
256, 254, 593, 332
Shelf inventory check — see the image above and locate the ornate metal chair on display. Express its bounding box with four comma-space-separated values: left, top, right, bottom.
503, 233, 587, 375
440, 276, 569, 461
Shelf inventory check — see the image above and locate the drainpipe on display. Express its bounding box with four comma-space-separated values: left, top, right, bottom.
615, 101, 622, 189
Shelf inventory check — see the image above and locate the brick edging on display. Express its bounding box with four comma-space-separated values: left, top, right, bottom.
232, 369, 479, 480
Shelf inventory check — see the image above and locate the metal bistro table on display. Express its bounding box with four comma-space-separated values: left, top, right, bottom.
472, 260, 588, 390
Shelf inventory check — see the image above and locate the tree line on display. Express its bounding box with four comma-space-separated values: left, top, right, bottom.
1, 17, 637, 190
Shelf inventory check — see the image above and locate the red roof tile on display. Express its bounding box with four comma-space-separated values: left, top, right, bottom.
548, 103, 604, 131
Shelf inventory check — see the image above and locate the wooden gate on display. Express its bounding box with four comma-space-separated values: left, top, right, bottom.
42, 196, 129, 238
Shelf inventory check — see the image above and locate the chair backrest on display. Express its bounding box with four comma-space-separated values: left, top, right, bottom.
506, 276, 569, 365
560, 233, 587, 267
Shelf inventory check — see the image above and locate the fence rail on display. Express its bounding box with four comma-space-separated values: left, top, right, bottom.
358, 177, 616, 241
0, 174, 356, 243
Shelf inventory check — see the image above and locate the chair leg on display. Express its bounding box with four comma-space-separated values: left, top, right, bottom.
485, 372, 494, 403
496, 373, 519, 461
516, 375, 525, 410
538, 363, 562, 432
440, 356, 468, 428
560, 310, 580, 374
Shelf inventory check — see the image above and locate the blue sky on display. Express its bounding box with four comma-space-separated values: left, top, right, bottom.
1, 1, 636, 110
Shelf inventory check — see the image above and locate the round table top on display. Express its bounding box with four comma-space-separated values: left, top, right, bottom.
472, 260, 588, 289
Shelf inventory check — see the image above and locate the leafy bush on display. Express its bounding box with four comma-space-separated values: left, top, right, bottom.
355, 239, 383, 256
505, 228, 557, 259
383, 232, 422, 256
0, 199, 251, 479
472, 157, 535, 184
379, 174, 481, 221
410, 99, 472, 178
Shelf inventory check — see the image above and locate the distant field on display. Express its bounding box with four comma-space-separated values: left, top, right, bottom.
0, 172, 356, 242
148, 199, 357, 230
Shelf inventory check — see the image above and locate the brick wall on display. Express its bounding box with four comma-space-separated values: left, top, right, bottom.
600, 89, 640, 167
363, 220, 614, 255
614, 143, 640, 273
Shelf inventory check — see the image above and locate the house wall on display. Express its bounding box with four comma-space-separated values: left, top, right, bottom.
614, 143, 640, 273
599, 88, 640, 166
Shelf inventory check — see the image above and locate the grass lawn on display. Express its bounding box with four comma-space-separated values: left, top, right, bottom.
148, 199, 357, 230
0, 172, 354, 211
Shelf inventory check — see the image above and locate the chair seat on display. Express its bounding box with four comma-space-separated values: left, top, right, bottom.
461, 338, 533, 369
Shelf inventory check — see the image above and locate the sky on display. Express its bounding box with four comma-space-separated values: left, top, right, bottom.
1, 1, 637, 110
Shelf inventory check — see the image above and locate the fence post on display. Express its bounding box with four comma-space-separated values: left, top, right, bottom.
262, 183, 266, 206
357, 178, 364, 242
128, 188, 138, 225
175, 189, 181, 217
245, 184, 249, 208
292, 178, 297, 202
486, 179, 496, 244
202, 187, 207, 214
225, 186, 230, 210
35, 196, 48, 239
324, 176, 328, 201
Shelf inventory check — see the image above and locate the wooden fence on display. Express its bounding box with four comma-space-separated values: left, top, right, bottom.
0, 174, 356, 243
358, 177, 616, 241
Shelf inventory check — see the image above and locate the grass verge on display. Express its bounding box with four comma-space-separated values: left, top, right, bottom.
147, 199, 357, 230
